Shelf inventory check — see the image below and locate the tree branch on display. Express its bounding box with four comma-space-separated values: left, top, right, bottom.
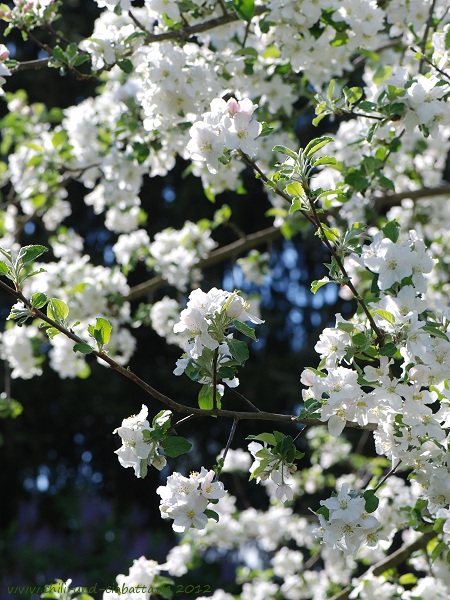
144, 6, 268, 44
10, 58, 50, 73
329, 530, 438, 600
373, 184, 450, 210
0, 278, 377, 431
126, 225, 281, 301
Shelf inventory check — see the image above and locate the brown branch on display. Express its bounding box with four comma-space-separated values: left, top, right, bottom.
373, 184, 450, 210
10, 58, 50, 73
373, 460, 402, 493
0, 278, 377, 431
144, 6, 268, 44
418, 0, 438, 74
126, 225, 281, 301
329, 530, 438, 600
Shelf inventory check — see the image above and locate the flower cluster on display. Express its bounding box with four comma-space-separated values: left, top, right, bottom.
156, 468, 226, 532
172, 288, 263, 405
314, 484, 385, 555
0, 0, 60, 30
174, 287, 262, 360
0, 44, 10, 96
113, 405, 166, 478
147, 221, 217, 291
237, 250, 271, 285
248, 439, 298, 503
103, 556, 164, 600
187, 98, 262, 174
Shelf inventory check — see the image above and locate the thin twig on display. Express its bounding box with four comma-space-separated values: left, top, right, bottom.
129, 9, 152, 33
241, 20, 251, 48
213, 347, 219, 411
217, 418, 238, 477
411, 45, 450, 82
229, 388, 261, 412
418, 0, 437, 74
238, 151, 316, 227
373, 460, 402, 493
345, 110, 385, 121
217, 0, 228, 16
307, 191, 385, 346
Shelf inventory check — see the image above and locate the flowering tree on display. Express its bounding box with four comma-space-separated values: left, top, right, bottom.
1, 0, 450, 598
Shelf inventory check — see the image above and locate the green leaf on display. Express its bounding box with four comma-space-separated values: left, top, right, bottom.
161, 436, 192, 458
233, 320, 256, 341
52, 45, 65, 62
204, 508, 220, 522
377, 175, 395, 191
275, 434, 294, 457
316, 505, 330, 520
47, 298, 69, 322
285, 181, 304, 197
312, 156, 337, 167
234, 47, 258, 58
258, 121, 274, 138
272, 145, 298, 160
152, 410, 172, 429
379, 342, 398, 356
198, 384, 214, 410
345, 172, 369, 191
336, 321, 355, 333
304, 136, 333, 158
118, 58, 133, 73
373, 309, 395, 325
51, 130, 67, 148
289, 197, 302, 214
30, 292, 48, 309
343, 86, 363, 104
247, 432, 276, 445
363, 489, 379, 513
233, 0, 255, 21
352, 332, 370, 348
0, 261, 8, 275
139, 458, 148, 479
95, 317, 112, 346
311, 276, 330, 294
17, 244, 48, 265
249, 458, 270, 480
73, 342, 94, 354
227, 338, 250, 363
0, 247, 12, 262
382, 219, 400, 243
421, 325, 449, 341
45, 327, 60, 339
399, 573, 418, 586
430, 541, 447, 563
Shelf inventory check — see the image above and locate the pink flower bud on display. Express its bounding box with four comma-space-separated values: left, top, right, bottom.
226, 98, 239, 115
0, 45, 10, 62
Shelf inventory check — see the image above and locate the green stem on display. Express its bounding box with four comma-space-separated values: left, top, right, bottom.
307, 192, 385, 346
